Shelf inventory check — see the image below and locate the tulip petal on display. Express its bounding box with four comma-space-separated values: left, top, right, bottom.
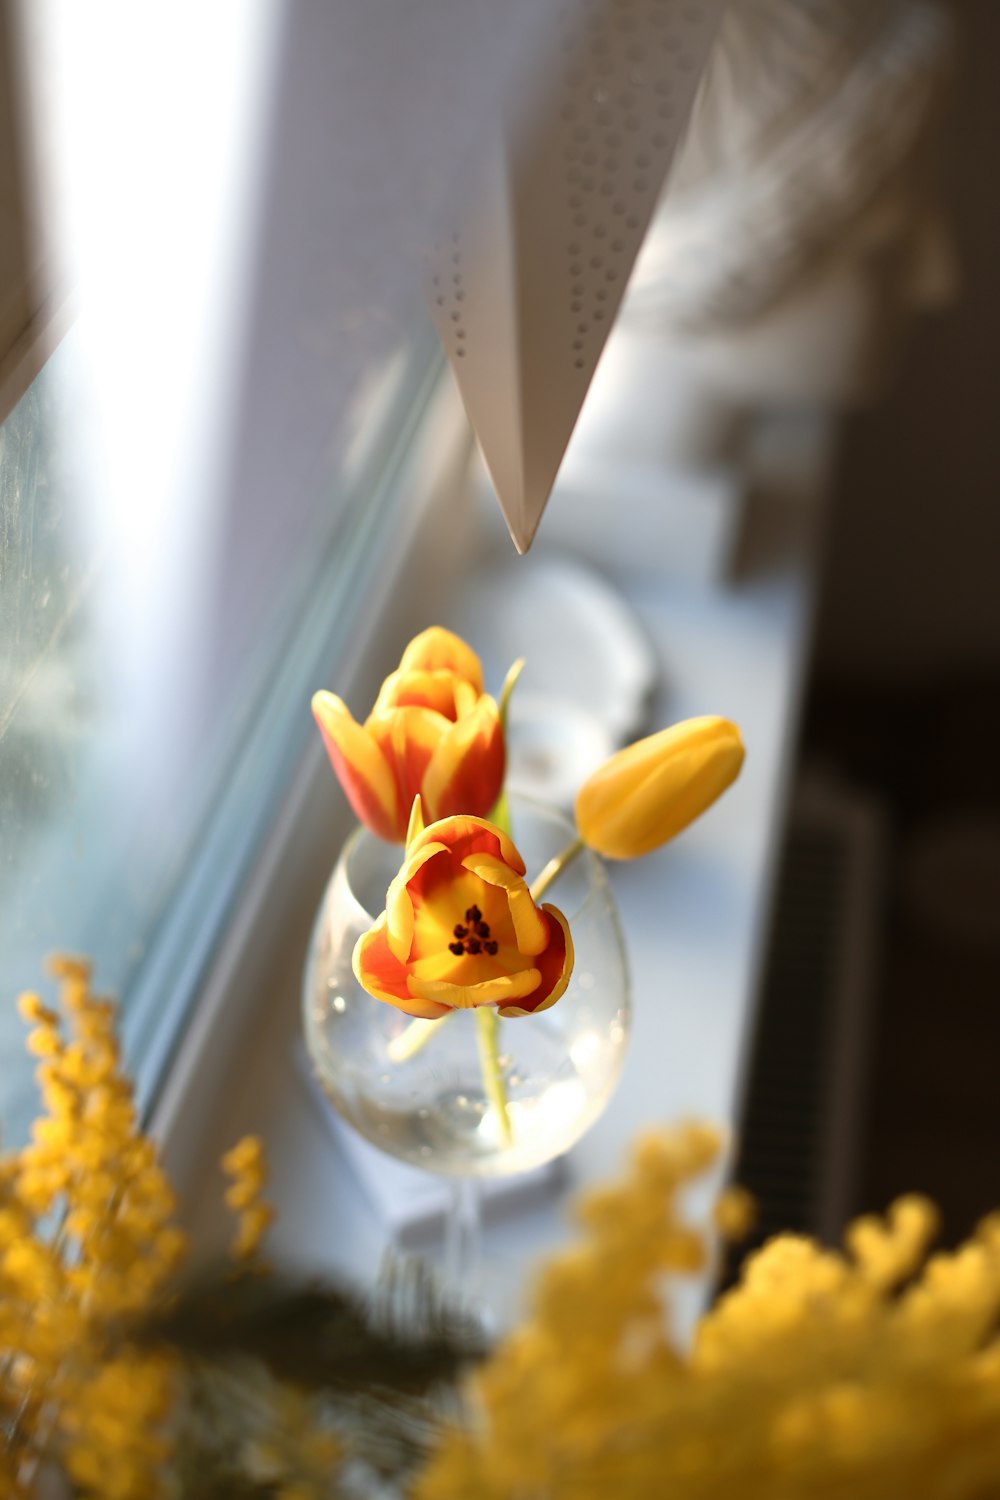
410, 816, 525, 877
367, 706, 445, 832
353, 917, 452, 1020
453, 677, 478, 719
373, 668, 462, 719
408, 949, 475, 982
422, 698, 505, 823
398, 626, 483, 693
312, 692, 399, 842
406, 967, 542, 1010
498, 904, 574, 1017
385, 839, 450, 961
461, 853, 547, 956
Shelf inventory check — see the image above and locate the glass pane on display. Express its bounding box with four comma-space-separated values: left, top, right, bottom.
0, 337, 134, 1142
1, 0, 560, 1143
0, 0, 439, 1143
0, 290, 437, 1150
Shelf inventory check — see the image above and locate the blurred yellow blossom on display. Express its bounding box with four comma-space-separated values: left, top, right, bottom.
713, 1183, 757, 1241
0, 959, 336, 1500
244, 1386, 342, 1500
222, 1134, 274, 1264
12, 952, 1000, 1500
1, 958, 184, 1498
416, 1124, 1000, 1500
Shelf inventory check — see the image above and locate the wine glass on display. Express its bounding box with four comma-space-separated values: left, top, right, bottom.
302, 794, 630, 1301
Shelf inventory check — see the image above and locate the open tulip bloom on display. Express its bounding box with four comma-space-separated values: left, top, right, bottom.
353, 816, 574, 1021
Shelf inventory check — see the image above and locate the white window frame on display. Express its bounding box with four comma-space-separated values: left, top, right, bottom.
0, 0, 67, 423
150, 372, 473, 1198
0, 0, 461, 1138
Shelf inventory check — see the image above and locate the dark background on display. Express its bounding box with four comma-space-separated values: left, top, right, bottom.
801, 0, 1000, 1242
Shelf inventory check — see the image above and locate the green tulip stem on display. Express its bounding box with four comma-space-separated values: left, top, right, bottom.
529, 836, 585, 902
480, 789, 517, 1146
386, 1013, 449, 1064
388, 1009, 512, 1142
475, 1005, 513, 1147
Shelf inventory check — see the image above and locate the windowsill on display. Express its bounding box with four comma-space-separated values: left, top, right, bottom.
154, 386, 831, 1331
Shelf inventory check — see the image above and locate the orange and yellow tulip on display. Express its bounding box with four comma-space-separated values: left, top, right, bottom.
312, 627, 505, 843
353, 815, 574, 1020
575, 716, 745, 860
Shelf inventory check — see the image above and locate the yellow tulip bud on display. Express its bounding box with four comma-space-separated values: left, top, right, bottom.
574, 716, 744, 859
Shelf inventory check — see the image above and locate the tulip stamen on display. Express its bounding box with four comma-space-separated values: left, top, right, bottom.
448, 911, 498, 959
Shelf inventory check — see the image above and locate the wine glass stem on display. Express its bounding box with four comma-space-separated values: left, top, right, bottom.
445, 1176, 482, 1299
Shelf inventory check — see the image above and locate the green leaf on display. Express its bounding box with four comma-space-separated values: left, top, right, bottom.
497, 657, 525, 735
137, 1263, 487, 1395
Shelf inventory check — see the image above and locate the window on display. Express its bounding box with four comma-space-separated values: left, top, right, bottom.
3, 0, 650, 1142
0, 0, 462, 1140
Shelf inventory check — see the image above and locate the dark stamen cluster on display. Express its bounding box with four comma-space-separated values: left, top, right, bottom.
448, 904, 499, 957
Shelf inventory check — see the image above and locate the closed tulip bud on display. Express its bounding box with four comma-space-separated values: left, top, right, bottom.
313, 626, 505, 843
575, 716, 744, 860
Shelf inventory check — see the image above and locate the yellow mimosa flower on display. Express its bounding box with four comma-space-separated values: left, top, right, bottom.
222, 1134, 273, 1263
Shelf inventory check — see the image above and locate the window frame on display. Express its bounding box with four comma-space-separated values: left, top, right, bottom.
0, 0, 67, 424
149, 371, 474, 1195
2, 0, 471, 1139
